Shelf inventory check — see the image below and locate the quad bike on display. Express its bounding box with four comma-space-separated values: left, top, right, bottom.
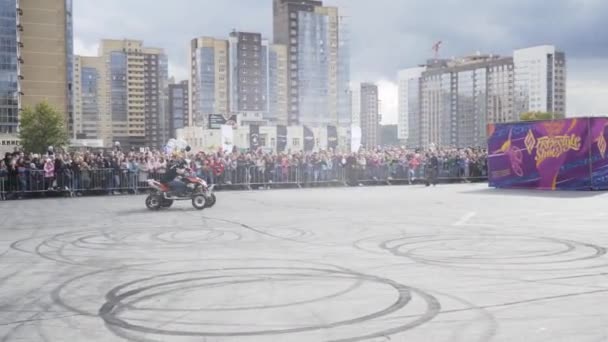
146, 174, 216, 211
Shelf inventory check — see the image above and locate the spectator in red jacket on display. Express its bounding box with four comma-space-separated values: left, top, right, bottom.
213, 157, 225, 184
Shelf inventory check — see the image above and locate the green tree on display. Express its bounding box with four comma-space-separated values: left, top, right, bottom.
519, 111, 565, 121
18, 101, 69, 153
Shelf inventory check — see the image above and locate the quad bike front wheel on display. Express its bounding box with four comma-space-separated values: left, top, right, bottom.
204, 193, 216, 208
146, 194, 162, 210
192, 194, 207, 210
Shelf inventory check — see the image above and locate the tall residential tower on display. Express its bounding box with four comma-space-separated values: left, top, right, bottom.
268, 44, 289, 125
514, 45, 566, 117
0, 0, 73, 150
20, 0, 73, 126
360, 83, 379, 149
168, 80, 189, 138
73, 39, 168, 148
189, 37, 229, 127
399, 45, 564, 148
228, 31, 268, 114
273, 0, 350, 127
398, 67, 425, 145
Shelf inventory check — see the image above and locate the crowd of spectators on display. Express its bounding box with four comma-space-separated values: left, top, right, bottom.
1, 146, 487, 198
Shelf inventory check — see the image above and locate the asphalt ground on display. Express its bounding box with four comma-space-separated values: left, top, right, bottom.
1, 184, 607, 341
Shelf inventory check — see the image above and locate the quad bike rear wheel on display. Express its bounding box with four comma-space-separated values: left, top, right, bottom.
204, 193, 216, 208
146, 194, 162, 210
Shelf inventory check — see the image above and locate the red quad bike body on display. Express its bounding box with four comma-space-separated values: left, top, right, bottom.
145, 173, 216, 211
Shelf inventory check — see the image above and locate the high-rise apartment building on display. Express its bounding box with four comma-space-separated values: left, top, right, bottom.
360, 83, 379, 149
487, 59, 516, 124
398, 67, 425, 144
143, 49, 169, 148
273, 0, 349, 127
73, 55, 107, 140
0, 0, 73, 150
400, 46, 561, 148
514, 45, 566, 117
189, 37, 229, 127
169, 80, 189, 138
73, 39, 168, 148
414, 55, 513, 148
268, 44, 288, 125
20, 0, 73, 125
337, 16, 351, 127
351, 83, 361, 127
273, 0, 321, 125
0, 0, 21, 138
228, 31, 268, 114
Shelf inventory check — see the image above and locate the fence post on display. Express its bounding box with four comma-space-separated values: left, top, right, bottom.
0, 176, 5, 200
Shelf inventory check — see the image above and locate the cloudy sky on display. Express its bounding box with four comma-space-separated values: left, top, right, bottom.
74, 0, 608, 124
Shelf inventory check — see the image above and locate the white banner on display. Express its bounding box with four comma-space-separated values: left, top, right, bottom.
351, 126, 362, 153
220, 125, 234, 153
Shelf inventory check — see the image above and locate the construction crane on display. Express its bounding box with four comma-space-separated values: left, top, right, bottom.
432, 41, 443, 59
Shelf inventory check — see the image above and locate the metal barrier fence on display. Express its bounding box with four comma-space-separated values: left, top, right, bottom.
0, 176, 5, 201
0, 163, 487, 200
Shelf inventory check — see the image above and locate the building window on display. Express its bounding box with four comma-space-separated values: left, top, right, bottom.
292, 138, 300, 147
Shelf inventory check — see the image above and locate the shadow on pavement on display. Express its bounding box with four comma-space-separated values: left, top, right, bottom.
116, 207, 203, 216
462, 187, 607, 199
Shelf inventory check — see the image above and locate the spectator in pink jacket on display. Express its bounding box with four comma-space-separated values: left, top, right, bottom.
43, 158, 55, 189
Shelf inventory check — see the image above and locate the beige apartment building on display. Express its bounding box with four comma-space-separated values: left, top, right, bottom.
73, 55, 109, 142
269, 44, 288, 126
73, 39, 168, 148
189, 37, 229, 127
0, 0, 72, 152
20, 0, 71, 122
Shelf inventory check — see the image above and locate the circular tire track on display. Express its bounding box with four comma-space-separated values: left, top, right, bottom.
9, 227, 244, 267
379, 235, 608, 271
98, 267, 440, 340
51, 259, 441, 342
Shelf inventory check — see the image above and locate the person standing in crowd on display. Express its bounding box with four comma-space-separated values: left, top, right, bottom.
43, 158, 55, 190
138, 156, 150, 188
425, 152, 439, 187
213, 156, 225, 185
80, 161, 91, 192
71, 156, 82, 195
0, 144, 490, 198
127, 157, 139, 194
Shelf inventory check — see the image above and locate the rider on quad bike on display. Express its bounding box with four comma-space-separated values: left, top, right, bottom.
161, 152, 189, 196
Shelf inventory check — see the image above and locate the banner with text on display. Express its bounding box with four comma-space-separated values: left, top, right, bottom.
220, 125, 234, 153
208, 114, 238, 129
487, 118, 592, 190
590, 117, 608, 190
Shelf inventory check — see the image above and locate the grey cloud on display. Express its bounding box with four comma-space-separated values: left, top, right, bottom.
74, 0, 608, 115
330, 0, 608, 79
